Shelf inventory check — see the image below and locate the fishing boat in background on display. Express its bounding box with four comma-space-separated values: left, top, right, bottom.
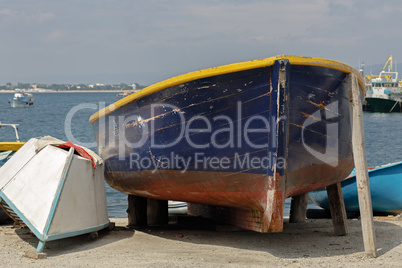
90, 55, 365, 233
309, 162, 402, 215
8, 91, 34, 108
364, 56, 402, 112
116, 91, 133, 98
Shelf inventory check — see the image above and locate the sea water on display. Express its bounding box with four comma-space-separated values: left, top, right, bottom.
1, 92, 402, 218
0, 92, 128, 217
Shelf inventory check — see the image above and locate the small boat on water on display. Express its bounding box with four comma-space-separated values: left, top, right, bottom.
364, 56, 402, 112
90, 55, 365, 233
309, 162, 402, 215
116, 91, 133, 98
8, 91, 34, 108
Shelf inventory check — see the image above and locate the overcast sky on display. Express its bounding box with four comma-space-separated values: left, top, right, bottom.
1, 0, 401, 85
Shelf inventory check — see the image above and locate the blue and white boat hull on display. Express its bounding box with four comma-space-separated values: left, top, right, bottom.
309, 162, 402, 215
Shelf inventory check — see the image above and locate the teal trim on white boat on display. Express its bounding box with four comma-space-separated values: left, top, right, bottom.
38, 147, 75, 253
0, 137, 110, 255
1, 185, 110, 251
46, 222, 110, 241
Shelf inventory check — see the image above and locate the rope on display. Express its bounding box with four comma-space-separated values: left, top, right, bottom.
389, 99, 401, 112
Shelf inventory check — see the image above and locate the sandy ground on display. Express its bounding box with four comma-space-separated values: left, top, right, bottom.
0, 215, 401, 267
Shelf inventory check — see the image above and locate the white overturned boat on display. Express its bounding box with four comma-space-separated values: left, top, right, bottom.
0, 137, 110, 256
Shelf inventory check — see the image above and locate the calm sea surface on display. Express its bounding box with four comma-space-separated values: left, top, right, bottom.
1, 92, 402, 218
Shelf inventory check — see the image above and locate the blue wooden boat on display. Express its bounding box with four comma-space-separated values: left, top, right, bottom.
90, 55, 365, 233
309, 162, 402, 215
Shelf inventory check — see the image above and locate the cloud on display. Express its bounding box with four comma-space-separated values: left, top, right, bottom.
128, 1, 329, 46
0, 8, 13, 16
0, 8, 54, 23
1, 0, 402, 84
46, 29, 65, 41
35, 12, 55, 22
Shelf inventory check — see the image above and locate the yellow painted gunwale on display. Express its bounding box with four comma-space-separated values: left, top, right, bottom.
0, 142, 25, 151
89, 55, 365, 124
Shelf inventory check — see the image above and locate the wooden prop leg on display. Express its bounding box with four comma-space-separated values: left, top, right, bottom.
326, 183, 348, 236
350, 73, 377, 257
147, 199, 168, 226
127, 195, 147, 227
289, 193, 308, 223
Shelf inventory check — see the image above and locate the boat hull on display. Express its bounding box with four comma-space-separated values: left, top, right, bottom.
168, 201, 187, 214
365, 97, 402, 112
91, 56, 364, 232
309, 162, 402, 215
9, 100, 34, 108
0, 138, 110, 253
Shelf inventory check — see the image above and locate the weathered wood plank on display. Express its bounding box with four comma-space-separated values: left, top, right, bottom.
289, 193, 308, 223
24, 251, 47, 259
127, 195, 147, 227
326, 183, 348, 235
147, 199, 168, 226
350, 73, 377, 257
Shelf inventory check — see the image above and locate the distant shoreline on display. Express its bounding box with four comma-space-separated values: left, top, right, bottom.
0, 90, 129, 93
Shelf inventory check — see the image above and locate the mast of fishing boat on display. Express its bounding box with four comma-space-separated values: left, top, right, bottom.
359, 62, 365, 78
380, 55, 393, 82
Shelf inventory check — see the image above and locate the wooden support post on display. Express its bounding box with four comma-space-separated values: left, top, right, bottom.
326, 183, 348, 235
127, 195, 147, 227
350, 73, 377, 257
147, 199, 168, 226
289, 193, 308, 223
